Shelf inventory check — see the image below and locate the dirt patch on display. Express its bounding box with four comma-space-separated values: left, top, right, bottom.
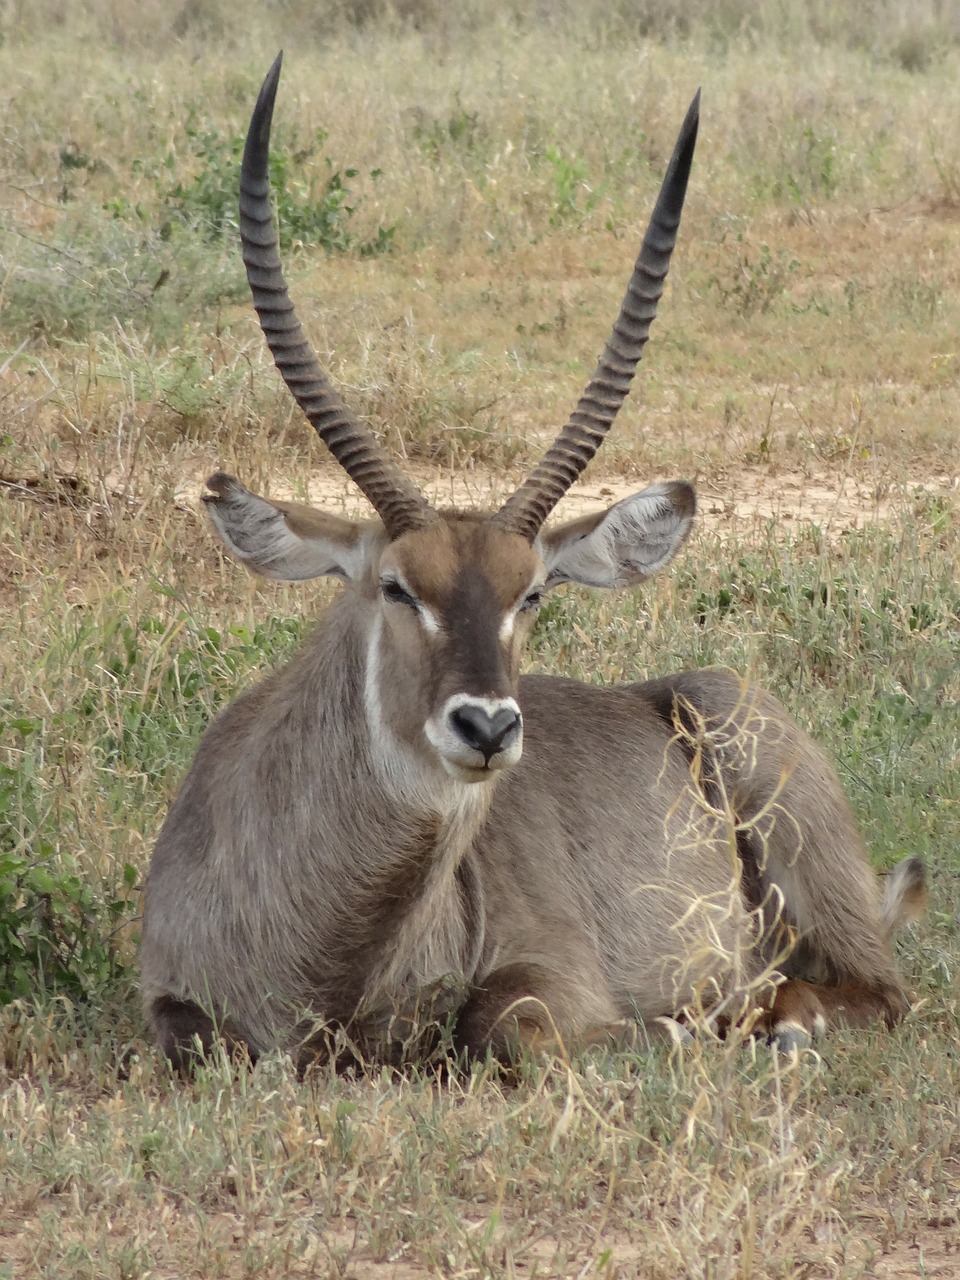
5, 1201, 955, 1280
695, 466, 957, 535
854, 1217, 960, 1278
168, 460, 958, 537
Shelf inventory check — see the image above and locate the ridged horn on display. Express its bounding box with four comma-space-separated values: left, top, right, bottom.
493, 90, 700, 542
240, 53, 436, 538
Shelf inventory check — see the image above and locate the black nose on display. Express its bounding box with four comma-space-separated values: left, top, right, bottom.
449, 704, 521, 764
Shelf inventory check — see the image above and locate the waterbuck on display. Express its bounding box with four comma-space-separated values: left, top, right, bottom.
141, 55, 925, 1073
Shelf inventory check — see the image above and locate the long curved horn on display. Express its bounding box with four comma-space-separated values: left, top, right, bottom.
493, 91, 700, 542
240, 53, 436, 538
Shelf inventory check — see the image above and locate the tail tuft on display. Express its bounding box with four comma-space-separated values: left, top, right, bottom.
879, 857, 928, 937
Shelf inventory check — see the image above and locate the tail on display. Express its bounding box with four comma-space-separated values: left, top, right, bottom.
879, 856, 928, 939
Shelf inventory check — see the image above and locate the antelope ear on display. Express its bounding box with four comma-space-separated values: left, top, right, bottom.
202, 473, 378, 582
540, 482, 696, 590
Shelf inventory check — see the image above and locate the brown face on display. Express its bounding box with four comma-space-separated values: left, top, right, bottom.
370, 515, 545, 782
204, 474, 697, 787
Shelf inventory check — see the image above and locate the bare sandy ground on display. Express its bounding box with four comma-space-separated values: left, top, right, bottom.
170, 460, 959, 539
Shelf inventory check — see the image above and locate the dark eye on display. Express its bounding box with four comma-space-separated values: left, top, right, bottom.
381, 579, 418, 609
521, 590, 543, 612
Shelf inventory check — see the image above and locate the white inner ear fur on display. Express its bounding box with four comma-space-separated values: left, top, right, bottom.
204, 478, 373, 582
541, 483, 695, 590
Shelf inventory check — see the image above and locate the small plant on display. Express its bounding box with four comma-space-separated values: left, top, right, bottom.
0, 847, 136, 1007
748, 126, 843, 207
785, 126, 838, 202
542, 146, 601, 227
0, 718, 136, 1006
168, 111, 394, 254
711, 231, 798, 316
890, 29, 935, 74
0, 208, 246, 344
412, 103, 485, 163
885, 273, 943, 325
94, 329, 256, 432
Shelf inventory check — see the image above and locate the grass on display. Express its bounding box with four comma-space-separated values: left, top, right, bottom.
1, 1, 960, 1275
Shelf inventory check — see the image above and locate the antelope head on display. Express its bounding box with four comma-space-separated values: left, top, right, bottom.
204, 55, 699, 785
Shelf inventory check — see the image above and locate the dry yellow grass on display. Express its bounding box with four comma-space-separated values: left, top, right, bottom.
4, 0, 960, 490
